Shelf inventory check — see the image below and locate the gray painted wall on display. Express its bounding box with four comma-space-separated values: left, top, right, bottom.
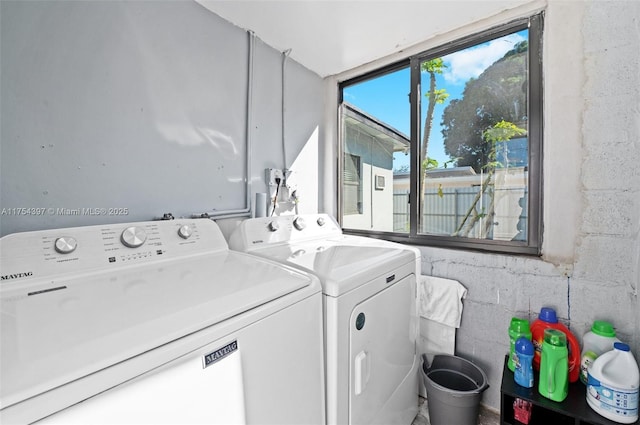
1, 0, 324, 237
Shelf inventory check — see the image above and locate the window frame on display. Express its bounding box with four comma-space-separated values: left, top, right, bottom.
337, 13, 544, 255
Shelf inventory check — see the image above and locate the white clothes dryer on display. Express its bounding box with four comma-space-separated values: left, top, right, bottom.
229, 213, 420, 425
0, 219, 325, 425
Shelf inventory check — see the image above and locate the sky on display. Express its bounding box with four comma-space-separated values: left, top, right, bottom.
343, 30, 527, 172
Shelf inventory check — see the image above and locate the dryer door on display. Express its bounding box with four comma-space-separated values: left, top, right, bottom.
349, 274, 416, 424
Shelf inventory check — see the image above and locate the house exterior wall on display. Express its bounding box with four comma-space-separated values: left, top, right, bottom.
322, 0, 640, 411
342, 124, 395, 231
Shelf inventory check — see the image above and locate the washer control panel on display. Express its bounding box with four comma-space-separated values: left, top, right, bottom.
0, 219, 226, 286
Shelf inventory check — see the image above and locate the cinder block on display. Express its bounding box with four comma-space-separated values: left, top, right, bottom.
581, 154, 640, 191
584, 45, 640, 100
574, 235, 637, 285
582, 190, 639, 236
583, 1, 640, 53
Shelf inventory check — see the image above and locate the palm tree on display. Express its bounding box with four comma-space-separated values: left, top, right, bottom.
420, 59, 448, 211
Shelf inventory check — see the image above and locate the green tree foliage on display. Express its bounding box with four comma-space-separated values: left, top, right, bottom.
441, 41, 528, 172
453, 120, 527, 237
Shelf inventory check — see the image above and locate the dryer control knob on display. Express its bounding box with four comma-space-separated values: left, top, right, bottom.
268, 221, 280, 232
55, 236, 77, 254
121, 226, 147, 248
178, 225, 192, 239
293, 217, 306, 231
317, 217, 326, 227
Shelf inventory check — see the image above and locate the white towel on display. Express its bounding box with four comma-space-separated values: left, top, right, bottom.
419, 275, 467, 328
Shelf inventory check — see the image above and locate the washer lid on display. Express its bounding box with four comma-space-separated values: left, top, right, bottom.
0, 251, 312, 409
260, 241, 415, 297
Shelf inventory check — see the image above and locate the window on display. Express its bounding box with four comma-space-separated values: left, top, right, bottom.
343, 153, 362, 215
339, 14, 543, 254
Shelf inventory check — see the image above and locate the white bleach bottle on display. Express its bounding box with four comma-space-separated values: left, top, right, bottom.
580, 320, 620, 384
586, 342, 639, 424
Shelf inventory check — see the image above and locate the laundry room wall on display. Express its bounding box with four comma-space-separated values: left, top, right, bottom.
3, 0, 638, 416
322, 0, 640, 411
0, 0, 323, 237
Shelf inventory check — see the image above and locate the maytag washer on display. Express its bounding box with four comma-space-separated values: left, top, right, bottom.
0, 219, 325, 424
229, 213, 420, 425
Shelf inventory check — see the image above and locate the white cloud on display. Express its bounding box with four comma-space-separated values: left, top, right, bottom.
442, 34, 525, 85
344, 92, 356, 101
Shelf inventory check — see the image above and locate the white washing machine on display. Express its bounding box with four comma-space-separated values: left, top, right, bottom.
229, 213, 420, 425
0, 219, 325, 425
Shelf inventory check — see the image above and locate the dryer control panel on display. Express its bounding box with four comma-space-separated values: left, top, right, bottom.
228, 214, 342, 251
0, 219, 226, 287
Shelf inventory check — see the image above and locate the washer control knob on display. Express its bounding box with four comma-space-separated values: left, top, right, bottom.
317, 217, 326, 227
178, 225, 192, 239
293, 217, 306, 231
121, 226, 147, 248
54, 236, 77, 254
268, 221, 280, 232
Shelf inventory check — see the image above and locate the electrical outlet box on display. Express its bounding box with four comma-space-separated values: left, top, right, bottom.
265, 168, 283, 186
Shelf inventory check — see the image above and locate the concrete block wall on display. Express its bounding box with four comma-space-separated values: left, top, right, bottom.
415, 0, 640, 412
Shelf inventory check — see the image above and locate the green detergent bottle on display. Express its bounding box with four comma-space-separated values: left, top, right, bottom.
508, 317, 532, 372
538, 329, 569, 402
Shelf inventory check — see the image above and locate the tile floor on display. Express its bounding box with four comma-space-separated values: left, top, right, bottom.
412, 397, 500, 425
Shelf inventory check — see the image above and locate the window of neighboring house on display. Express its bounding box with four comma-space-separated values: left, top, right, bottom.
338, 13, 543, 255
343, 153, 362, 215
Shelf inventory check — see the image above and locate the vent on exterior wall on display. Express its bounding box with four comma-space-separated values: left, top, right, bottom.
375, 175, 385, 190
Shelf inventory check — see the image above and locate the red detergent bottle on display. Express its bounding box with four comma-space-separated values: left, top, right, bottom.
530, 307, 581, 383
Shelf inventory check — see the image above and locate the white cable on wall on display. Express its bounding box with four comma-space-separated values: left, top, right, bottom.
192, 31, 256, 220
246, 31, 256, 212
282, 48, 292, 171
